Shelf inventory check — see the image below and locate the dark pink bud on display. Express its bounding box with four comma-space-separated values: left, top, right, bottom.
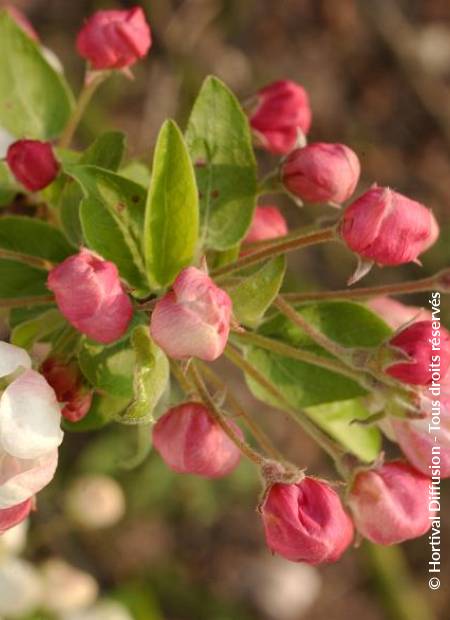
5, 5, 39, 41
281, 143, 360, 205
261, 478, 354, 564
384, 320, 450, 386
249, 80, 312, 154
41, 358, 93, 423
348, 461, 432, 545
150, 267, 232, 361
244, 206, 288, 244
6, 140, 59, 192
0, 498, 33, 534
393, 391, 450, 478
153, 402, 242, 478
76, 7, 152, 70
47, 249, 133, 344
340, 187, 439, 266
367, 297, 431, 330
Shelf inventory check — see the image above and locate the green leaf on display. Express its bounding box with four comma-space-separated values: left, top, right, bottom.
118, 326, 169, 424
63, 393, 130, 432
68, 165, 149, 293
10, 308, 66, 349
144, 120, 199, 288
78, 338, 136, 399
0, 216, 73, 263
60, 133, 127, 247
120, 160, 151, 187
0, 161, 19, 206
245, 301, 392, 407
227, 257, 286, 327
0, 10, 73, 138
306, 399, 382, 462
0, 259, 48, 298
185, 76, 257, 250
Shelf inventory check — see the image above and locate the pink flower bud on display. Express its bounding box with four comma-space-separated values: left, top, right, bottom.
0, 499, 33, 534
261, 478, 354, 564
76, 7, 152, 70
348, 461, 432, 545
150, 267, 232, 361
249, 80, 312, 154
6, 140, 59, 192
153, 402, 242, 478
384, 320, 450, 386
281, 143, 360, 205
41, 358, 93, 423
340, 187, 439, 266
5, 6, 39, 41
367, 297, 432, 330
392, 378, 450, 478
47, 250, 133, 345
244, 206, 288, 244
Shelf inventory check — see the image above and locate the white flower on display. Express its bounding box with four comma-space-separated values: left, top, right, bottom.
40, 558, 98, 614
0, 520, 29, 557
0, 341, 63, 509
61, 600, 133, 620
64, 475, 125, 530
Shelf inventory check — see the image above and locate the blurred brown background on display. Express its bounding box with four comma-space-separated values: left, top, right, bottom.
1, 1, 449, 619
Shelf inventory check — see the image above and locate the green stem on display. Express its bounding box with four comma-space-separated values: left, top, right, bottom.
189, 362, 266, 466
257, 169, 284, 195
231, 330, 366, 386
59, 71, 109, 149
224, 344, 348, 471
283, 272, 441, 303
211, 226, 336, 279
197, 361, 285, 462
0, 249, 53, 271
0, 295, 54, 309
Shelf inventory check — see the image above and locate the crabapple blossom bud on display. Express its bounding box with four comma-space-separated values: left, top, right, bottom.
64, 475, 125, 529
0, 499, 33, 534
0, 558, 43, 618
260, 477, 354, 564
47, 249, 133, 345
6, 140, 59, 191
340, 187, 439, 266
244, 206, 288, 244
384, 320, 450, 386
348, 461, 432, 544
281, 143, 360, 205
76, 7, 152, 70
367, 297, 431, 330
40, 558, 98, 614
5, 5, 39, 40
41, 358, 93, 423
249, 80, 312, 154
150, 267, 232, 361
392, 389, 450, 478
153, 402, 242, 478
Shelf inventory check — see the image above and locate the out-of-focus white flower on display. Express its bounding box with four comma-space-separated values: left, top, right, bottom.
61, 600, 133, 620
0, 520, 29, 557
64, 475, 125, 530
0, 341, 63, 510
0, 557, 43, 618
40, 558, 98, 614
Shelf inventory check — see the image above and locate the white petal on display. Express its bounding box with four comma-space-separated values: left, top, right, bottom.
0, 370, 63, 459
0, 341, 31, 378
0, 448, 58, 509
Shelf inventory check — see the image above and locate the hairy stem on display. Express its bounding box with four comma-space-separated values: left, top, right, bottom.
0, 295, 54, 309
197, 361, 285, 461
0, 249, 53, 271
59, 71, 108, 149
224, 344, 348, 470
283, 272, 442, 303
231, 330, 366, 386
189, 362, 266, 466
211, 226, 336, 279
